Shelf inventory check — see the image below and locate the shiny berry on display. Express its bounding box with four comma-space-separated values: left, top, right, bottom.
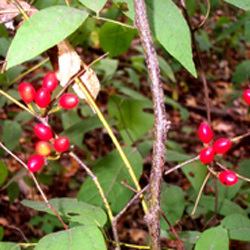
35, 87, 51, 108
34, 124, 53, 140
42, 72, 58, 92
18, 82, 36, 103
200, 147, 215, 164
53, 137, 70, 152
219, 170, 238, 186
213, 138, 232, 154
35, 141, 51, 156
27, 155, 44, 172
243, 89, 250, 105
59, 94, 79, 109
198, 122, 213, 143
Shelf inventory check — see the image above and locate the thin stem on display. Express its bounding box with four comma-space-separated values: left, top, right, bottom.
0, 89, 44, 122
191, 172, 211, 216
69, 152, 120, 249
92, 15, 136, 29
164, 155, 200, 176
115, 185, 149, 221
216, 162, 250, 182
133, 0, 168, 249
193, 0, 211, 31
9, 58, 49, 86
231, 131, 250, 142
74, 77, 148, 215
11, 0, 29, 20
159, 210, 184, 250
0, 141, 68, 230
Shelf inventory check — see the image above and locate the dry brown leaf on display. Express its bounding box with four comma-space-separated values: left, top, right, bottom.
0, 0, 38, 24
49, 39, 100, 102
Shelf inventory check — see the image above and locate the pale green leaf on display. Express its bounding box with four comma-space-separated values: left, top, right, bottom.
223, 0, 250, 11
195, 226, 229, 250
222, 214, 250, 241
7, 6, 88, 69
35, 226, 106, 250
22, 198, 107, 227
78, 0, 107, 13
0, 242, 20, 250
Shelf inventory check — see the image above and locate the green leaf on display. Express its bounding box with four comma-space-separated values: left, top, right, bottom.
119, 0, 196, 77
157, 55, 176, 82
35, 226, 107, 250
223, 0, 250, 11
182, 160, 208, 193
238, 160, 250, 178
193, 195, 247, 216
61, 116, 117, 147
0, 226, 4, 241
222, 214, 250, 241
2, 120, 22, 151
1, 169, 26, 190
245, 20, 250, 44
0, 160, 8, 187
7, 182, 20, 204
99, 22, 135, 57
177, 231, 201, 244
7, 6, 88, 69
232, 60, 250, 84
160, 184, 185, 230
194, 226, 229, 250
78, 147, 143, 214
166, 150, 193, 162
108, 95, 154, 145
22, 198, 107, 227
78, 0, 107, 13
0, 242, 20, 250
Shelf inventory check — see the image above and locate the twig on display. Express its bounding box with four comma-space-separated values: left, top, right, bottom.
115, 185, 149, 222
7, 225, 29, 243
69, 152, 120, 249
191, 172, 211, 216
159, 210, 184, 250
164, 155, 199, 176
216, 162, 250, 182
193, 0, 211, 31
0, 141, 68, 230
92, 15, 136, 29
74, 77, 148, 214
133, 0, 168, 249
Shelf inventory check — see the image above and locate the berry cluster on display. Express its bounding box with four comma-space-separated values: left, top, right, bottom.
18, 72, 77, 173
18, 72, 79, 109
198, 122, 238, 186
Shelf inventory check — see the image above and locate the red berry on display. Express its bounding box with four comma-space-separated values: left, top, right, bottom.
35, 141, 51, 156
53, 137, 70, 152
200, 147, 215, 164
43, 72, 58, 92
59, 94, 79, 109
213, 138, 232, 154
243, 89, 250, 105
18, 82, 36, 103
27, 155, 44, 172
35, 87, 51, 108
198, 122, 213, 143
34, 124, 53, 140
219, 170, 238, 186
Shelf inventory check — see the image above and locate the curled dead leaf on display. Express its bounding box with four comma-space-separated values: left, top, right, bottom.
48, 39, 100, 103
0, 0, 38, 25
